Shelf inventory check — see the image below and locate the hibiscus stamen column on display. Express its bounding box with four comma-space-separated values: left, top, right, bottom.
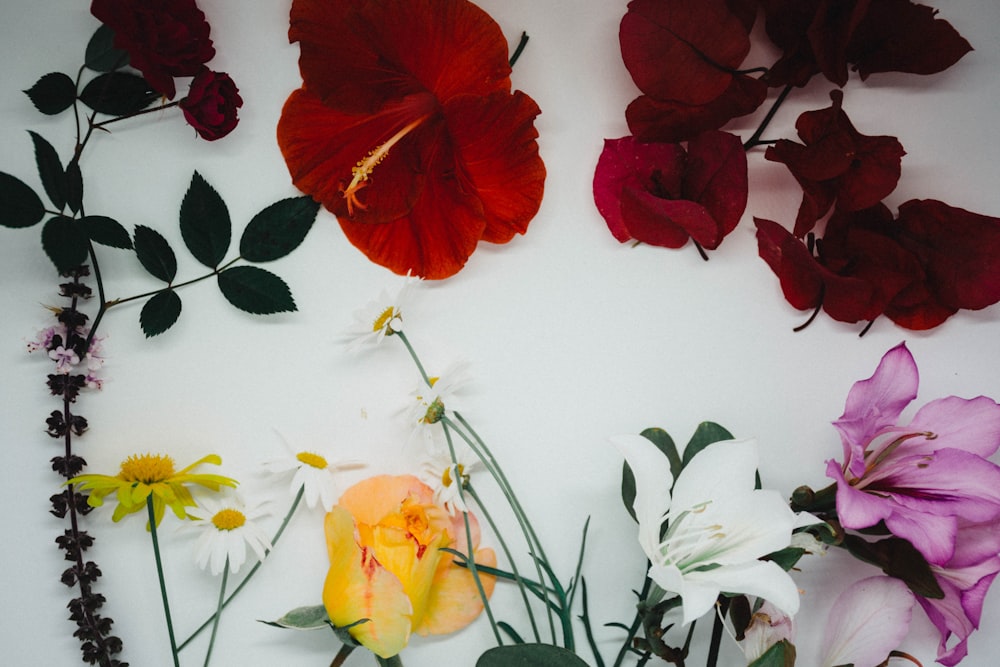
341, 114, 430, 215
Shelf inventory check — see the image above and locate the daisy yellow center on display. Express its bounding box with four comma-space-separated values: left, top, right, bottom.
296, 451, 328, 470
118, 453, 176, 484
442, 463, 465, 488
341, 114, 430, 216
372, 306, 398, 334
211, 508, 247, 531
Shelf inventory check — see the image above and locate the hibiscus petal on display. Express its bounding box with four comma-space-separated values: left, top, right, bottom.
821, 576, 914, 667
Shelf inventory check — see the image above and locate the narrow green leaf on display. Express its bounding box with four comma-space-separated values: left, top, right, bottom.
180, 171, 231, 268
0, 172, 46, 228
240, 196, 320, 262
765, 547, 806, 572
65, 157, 83, 214
476, 644, 591, 667
28, 131, 66, 210
79, 72, 158, 116
23, 72, 76, 115
133, 225, 177, 283
259, 605, 331, 631
82, 215, 132, 249
622, 427, 679, 522
217, 266, 296, 315
681, 421, 735, 468
748, 639, 796, 667
140, 289, 181, 337
84, 24, 129, 72
41, 217, 90, 273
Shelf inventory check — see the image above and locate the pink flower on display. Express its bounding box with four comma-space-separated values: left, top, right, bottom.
821, 576, 914, 667
826, 342, 1000, 565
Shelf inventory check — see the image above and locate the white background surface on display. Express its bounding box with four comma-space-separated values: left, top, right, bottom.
1, 1, 999, 665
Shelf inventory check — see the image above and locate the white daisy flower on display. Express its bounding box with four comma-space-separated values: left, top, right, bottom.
419, 436, 481, 515
409, 359, 471, 427
343, 273, 418, 353
263, 443, 361, 511
186, 493, 272, 576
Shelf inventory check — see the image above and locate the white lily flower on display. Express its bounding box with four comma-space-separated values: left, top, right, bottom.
613, 434, 807, 625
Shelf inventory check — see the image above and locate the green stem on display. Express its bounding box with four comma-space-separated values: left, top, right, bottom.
92, 100, 181, 130
394, 331, 430, 386
611, 575, 653, 667
106, 256, 242, 310
146, 497, 180, 667
178, 485, 305, 651
203, 558, 230, 667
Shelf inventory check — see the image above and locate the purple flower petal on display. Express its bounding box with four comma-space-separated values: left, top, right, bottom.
821, 576, 914, 667
906, 395, 1000, 459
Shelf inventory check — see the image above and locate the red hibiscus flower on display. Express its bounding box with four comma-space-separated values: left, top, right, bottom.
760, 0, 972, 88
90, 0, 215, 100
755, 200, 1000, 330
765, 90, 905, 237
619, 0, 767, 142
593, 132, 747, 253
277, 0, 545, 280
180, 69, 242, 141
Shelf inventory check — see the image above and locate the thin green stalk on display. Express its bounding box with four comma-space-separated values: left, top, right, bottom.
612, 575, 652, 667
146, 497, 180, 667
106, 257, 242, 310
203, 558, 230, 667
465, 483, 541, 642
705, 597, 729, 667
178, 485, 305, 651
394, 331, 430, 385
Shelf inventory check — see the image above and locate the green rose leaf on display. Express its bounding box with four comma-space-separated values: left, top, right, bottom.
218, 265, 296, 315
681, 421, 735, 468
259, 605, 332, 631
23, 72, 76, 115
28, 131, 67, 210
133, 225, 177, 283
42, 217, 90, 273
82, 215, 132, 249
0, 172, 46, 228
65, 157, 83, 214
180, 171, 231, 268
622, 427, 680, 522
140, 289, 181, 337
240, 196, 320, 262
79, 72, 158, 116
748, 639, 796, 667
84, 24, 128, 72
476, 644, 591, 667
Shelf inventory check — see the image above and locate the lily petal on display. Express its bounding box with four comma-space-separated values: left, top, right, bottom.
669, 438, 758, 513
613, 433, 674, 560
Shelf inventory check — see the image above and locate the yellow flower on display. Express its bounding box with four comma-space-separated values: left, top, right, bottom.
323, 475, 496, 658
69, 453, 237, 527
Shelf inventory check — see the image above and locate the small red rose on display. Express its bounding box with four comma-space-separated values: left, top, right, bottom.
180, 69, 242, 141
91, 0, 215, 99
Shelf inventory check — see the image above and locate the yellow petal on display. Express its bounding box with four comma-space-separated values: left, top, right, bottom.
416, 546, 496, 636
323, 507, 413, 658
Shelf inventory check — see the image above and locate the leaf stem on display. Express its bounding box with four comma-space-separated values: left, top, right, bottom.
106, 256, 242, 310
92, 100, 181, 130
146, 497, 180, 667
509, 32, 530, 68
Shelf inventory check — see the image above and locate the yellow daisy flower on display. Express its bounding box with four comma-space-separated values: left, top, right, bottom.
69, 453, 237, 527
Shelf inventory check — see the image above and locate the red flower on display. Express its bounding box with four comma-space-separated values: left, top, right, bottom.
90, 0, 215, 100
765, 91, 905, 237
619, 0, 766, 142
276, 0, 545, 280
593, 132, 747, 252
179, 69, 242, 141
755, 200, 1000, 330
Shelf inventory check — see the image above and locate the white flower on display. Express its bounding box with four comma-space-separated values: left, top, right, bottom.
343, 274, 418, 353
419, 435, 481, 514
263, 443, 360, 510
614, 434, 814, 625
408, 359, 471, 427
49, 345, 80, 373
186, 493, 272, 576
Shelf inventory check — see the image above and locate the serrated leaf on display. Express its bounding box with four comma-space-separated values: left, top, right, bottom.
23, 72, 76, 115
82, 215, 132, 249
622, 427, 679, 522
140, 289, 181, 337
681, 421, 735, 468
85, 24, 128, 72
65, 157, 83, 214
748, 639, 796, 667
217, 266, 296, 315
133, 225, 177, 283
180, 171, 230, 268
28, 131, 67, 210
42, 217, 90, 273
240, 196, 320, 262
259, 605, 331, 630
476, 644, 591, 667
0, 172, 46, 229
79, 72, 158, 116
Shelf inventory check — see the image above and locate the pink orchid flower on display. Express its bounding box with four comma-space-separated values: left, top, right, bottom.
826, 342, 1000, 566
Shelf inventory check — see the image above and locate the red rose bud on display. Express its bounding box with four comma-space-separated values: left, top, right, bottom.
180, 70, 242, 141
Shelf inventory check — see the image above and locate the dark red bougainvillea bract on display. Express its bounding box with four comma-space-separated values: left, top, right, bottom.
277, 0, 545, 280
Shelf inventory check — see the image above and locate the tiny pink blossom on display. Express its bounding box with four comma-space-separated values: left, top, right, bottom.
48, 346, 80, 373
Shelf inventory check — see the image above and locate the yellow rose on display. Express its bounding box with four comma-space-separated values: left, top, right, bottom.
323, 475, 496, 658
